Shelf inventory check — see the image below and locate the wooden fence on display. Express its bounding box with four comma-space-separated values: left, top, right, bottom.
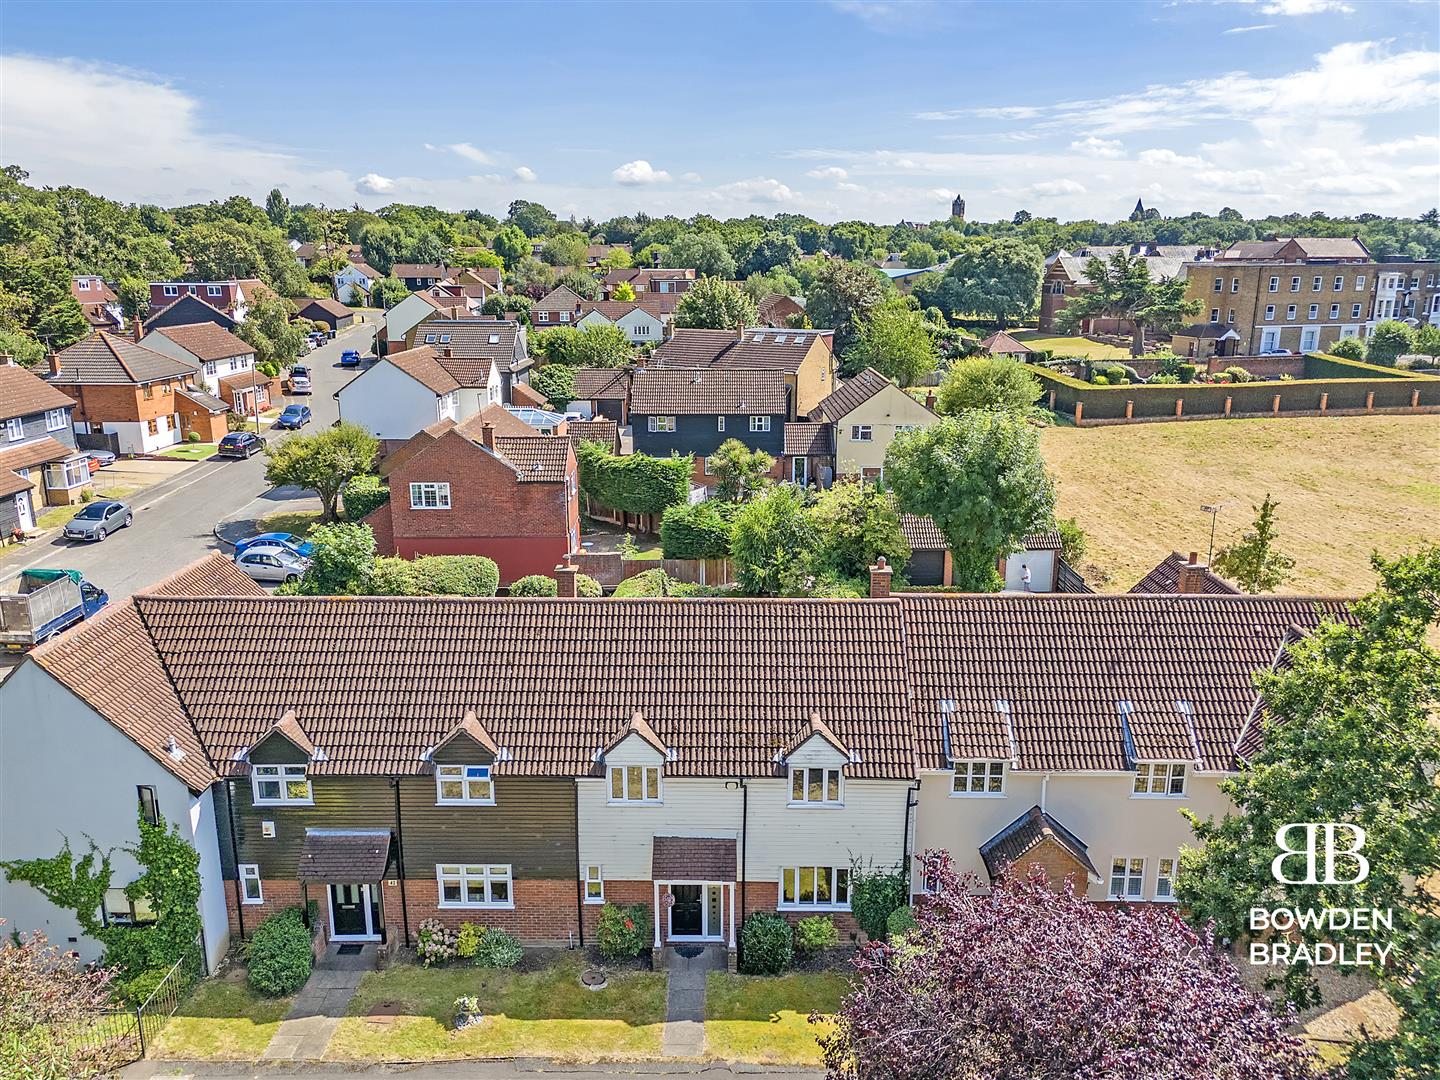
662, 558, 735, 585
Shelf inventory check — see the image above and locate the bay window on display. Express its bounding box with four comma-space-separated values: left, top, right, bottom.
44, 458, 91, 490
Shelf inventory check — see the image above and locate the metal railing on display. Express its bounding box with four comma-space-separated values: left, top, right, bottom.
133, 939, 206, 1057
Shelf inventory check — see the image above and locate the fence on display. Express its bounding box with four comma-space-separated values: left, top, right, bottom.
662, 558, 735, 585
134, 939, 206, 1056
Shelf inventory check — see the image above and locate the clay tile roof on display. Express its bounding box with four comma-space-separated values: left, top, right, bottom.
1130, 552, 1240, 596
0, 437, 75, 473
980, 805, 1098, 881
572, 367, 632, 401
605, 710, 670, 758
418, 321, 523, 382
456, 403, 534, 440
1023, 532, 1063, 553
49, 332, 197, 385
533, 285, 586, 312
979, 331, 1031, 355
259, 708, 316, 758
900, 514, 946, 551
653, 835, 736, 881
147, 323, 254, 362
510, 381, 549, 408
568, 418, 618, 452
384, 345, 461, 395
218, 369, 273, 393
651, 327, 828, 374
809, 368, 893, 422
629, 367, 787, 415
144, 551, 268, 598
783, 422, 831, 456
435, 709, 501, 758
392, 264, 453, 279
0, 364, 82, 418
294, 297, 351, 318
0, 471, 32, 497
298, 830, 392, 883
493, 435, 572, 482
786, 712, 849, 760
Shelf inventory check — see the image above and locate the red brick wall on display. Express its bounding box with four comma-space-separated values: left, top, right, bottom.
584, 879, 861, 945
404, 877, 580, 945
581, 879, 655, 940
225, 878, 307, 938
54, 382, 180, 425
399, 535, 570, 586
741, 880, 862, 942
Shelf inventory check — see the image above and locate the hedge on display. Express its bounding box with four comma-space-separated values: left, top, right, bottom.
409, 555, 499, 596
659, 502, 733, 559
577, 442, 691, 515
612, 568, 676, 597
739, 912, 794, 975
247, 909, 312, 996
510, 574, 558, 596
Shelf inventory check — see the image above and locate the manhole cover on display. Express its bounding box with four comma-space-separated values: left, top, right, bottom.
580, 969, 609, 991
336, 943, 363, 955
366, 1002, 402, 1025
675, 945, 704, 959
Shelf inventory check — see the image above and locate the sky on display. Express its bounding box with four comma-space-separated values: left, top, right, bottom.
1, 0, 1437, 224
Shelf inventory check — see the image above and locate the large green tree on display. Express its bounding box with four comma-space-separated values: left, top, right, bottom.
845, 298, 938, 384
927, 237, 1043, 329
884, 412, 1056, 590
264, 422, 379, 522
808, 482, 910, 579
708, 439, 773, 502
730, 484, 818, 596
1365, 320, 1416, 366
936, 357, 1042, 415
1055, 250, 1201, 355
663, 232, 737, 279
804, 259, 891, 359
237, 291, 306, 368
673, 276, 758, 330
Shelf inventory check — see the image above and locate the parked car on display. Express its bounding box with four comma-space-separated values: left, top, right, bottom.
234, 547, 309, 584
340, 349, 362, 367
290, 365, 312, 393
63, 499, 132, 542
234, 532, 316, 559
218, 431, 265, 458
274, 404, 313, 430
82, 449, 117, 472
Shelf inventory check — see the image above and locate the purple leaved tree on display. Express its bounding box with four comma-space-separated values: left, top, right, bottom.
819, 853, 1318, 1080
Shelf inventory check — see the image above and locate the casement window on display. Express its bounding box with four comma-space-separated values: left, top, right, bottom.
609, 764, 662, 803
634, 323, 651, 336
239, 864, 263, 904
143, 384, 154, 400
1311, 275, 1322, 292
1356, 275, 1366, 290
1268, 277, 1279, 293
1286, 305, 1297, 320
102, 887, 157, 926
559, 312, 570, 323
1230, 277, 1240, 293
1333, 276, 1344, 292
77, 279, 91, 291
45, 458, 91, 489
409, 482, 451, 510
952, 760, 1006, 795
44, 408, 66, 432
789, 766, 842, 806
1308, 304, 1319, 320
1133, 762, 1187, 796
1208, 308, 1219, 323
436, 863, 513, 908
5, 417, 24, 441
1109, 857, 1145, 900
252, 764, 312, 805
584, 865, 604, 903
435, 764, 494, 804
536, 311, 549, 323
1289, 277, 1300, 292
163, 285, 180, 297
1211, 277, 1222, 293
1264, 305, 1275, 321
647, 416, 676, 433
716, 416, 725, 432
137, 785, 160, 826
1351, 303, 1363, 319
750, 416, 770, 433
780, 866, 850, 910
850, 424, 873, 442
1329, 304, 1340, 320
1155, 857, 1177, 901
207, 285, 223, 297
146, 418, 159, 435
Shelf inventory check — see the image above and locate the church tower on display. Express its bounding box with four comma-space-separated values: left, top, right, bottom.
1129, 197, 1146, 222
951, 194, 966, 221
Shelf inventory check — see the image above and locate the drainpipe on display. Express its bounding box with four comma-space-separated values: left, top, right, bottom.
224, 780, 244, 940
1040, 772, 1052, 813
901, 780, 921, 894
738, 777, 748, 961
573, 787, 585, 948
390, 777, 410, 947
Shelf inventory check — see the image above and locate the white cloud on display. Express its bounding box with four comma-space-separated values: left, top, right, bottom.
1070, 136, 1124, 158
806, 165, 850, 180
1138, 148, 1206, 167
612, 160, 672, 185
1024, 179, 1087, 197
513, 166, 537, 183
681, 171, 703, 182
1259, 0, 1352, 14
1223, 24, 1276, 34
446, 142, 497, 165
704, 177, 798, 206
356, 173, 395, 194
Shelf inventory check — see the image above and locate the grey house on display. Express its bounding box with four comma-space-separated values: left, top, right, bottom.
0, 362, 90, 535
627, 367, 789, 484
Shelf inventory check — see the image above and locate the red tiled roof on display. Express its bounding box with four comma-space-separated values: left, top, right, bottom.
571, 367, 631, 401
1130, 552, 1240, 596
0, 437, 78, 473
146, 323, 254, 362
568, 418, 618, 452
653, 836, 736, 881
385, 345, 462, 395
629, 367, 787, 415
783, 423, 831, 457
900, 514, 945, 551
493, 435, 572, 482
652, 327, 830, 374
0, 364, 78, 418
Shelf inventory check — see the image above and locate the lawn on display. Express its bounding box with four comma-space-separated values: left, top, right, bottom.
260, 509, 323, 538
326, 954, 668, 1062
156, 442, 218, 461
1040, 413, 1440, 594
1009, 329, 1131, 360
705, 972, 850, 1066
149, 976, 292, 1060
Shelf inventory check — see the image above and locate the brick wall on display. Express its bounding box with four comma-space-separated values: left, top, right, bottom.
404, 877, 581, 946
741, 880, 863, 942
581, 879, 655, 940
225, 877, 307, 938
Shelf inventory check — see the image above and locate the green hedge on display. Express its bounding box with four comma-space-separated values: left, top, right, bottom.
411, 555, 499, 596
247, 909, 312, 996
659, 502, 733, 559
577, 442, 691, 515
510, 574, 558, 596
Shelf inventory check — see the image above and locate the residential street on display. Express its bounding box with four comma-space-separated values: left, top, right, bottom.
122, 1061, 822, 1079
2, 319, 376, 604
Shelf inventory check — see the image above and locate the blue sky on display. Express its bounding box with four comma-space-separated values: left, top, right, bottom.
2, 0, 1436, 222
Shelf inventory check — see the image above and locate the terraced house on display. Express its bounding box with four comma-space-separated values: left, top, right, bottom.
0, 560, 1352, 966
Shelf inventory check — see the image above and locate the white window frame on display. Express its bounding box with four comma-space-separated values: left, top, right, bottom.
1308, 304, 1320, 320
251, 764, 312, 805
1109, 856, 1145, 900
1227, 309, 1235, 324
583, 865, 604, 904
1329, 304, 1340, 320
163, 285, 180, 297
240, 864, 264, 904
5, 417, 23, 441
850, 424, 873, 442
647, 416, 676, 433
1230, 277, 1239, 293
436, 863, 514, 909
1289, 277, 1300, 292
1351, 303, 1362, 319
1264, 305, 1275, 321
1211, 277, 1222, 293
716, 416, 725, 432
1333, 276, 1344, 292
749, 415, 770, 433
44, 408, 66, 432
1268, 277, 1279, 293
435, 763, 494, 805
536, 311, 549, 323
951, 760, 1006, 796
409, 482, 451, 510
1209, 308, 1219, 323
1132, 761, 1187, 797
207, 285, 223, 297
1286, 305, 1297, 321
1356, 275, 1366, 290
779, 866, 851, 911
1312, 275, 1323, 292
77, 279, 91, 291
44, 458, 90, 490
1155, 857, 1177, 901
608, 764, 662, 804
788, 766, 843, 807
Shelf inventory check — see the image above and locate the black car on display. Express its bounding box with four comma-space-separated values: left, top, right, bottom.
218, 431, 265, 458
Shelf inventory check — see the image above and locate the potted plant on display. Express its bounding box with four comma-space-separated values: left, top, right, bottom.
453, 995, 483, 1031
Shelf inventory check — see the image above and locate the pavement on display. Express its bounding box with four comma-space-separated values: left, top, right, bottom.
123, 1063, 821, 1079
261, 944, 375, 1061
661, 949, 725, 1058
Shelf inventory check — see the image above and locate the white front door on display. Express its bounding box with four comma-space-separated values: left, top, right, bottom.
14, 489, 34, 532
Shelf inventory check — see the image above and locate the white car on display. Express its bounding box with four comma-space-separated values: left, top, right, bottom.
289, 365, 312, 393
234, 547, 309, 584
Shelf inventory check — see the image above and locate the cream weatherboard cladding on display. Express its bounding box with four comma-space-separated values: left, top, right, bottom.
577, 778, 742, 881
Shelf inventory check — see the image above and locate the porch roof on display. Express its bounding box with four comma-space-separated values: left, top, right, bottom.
297, 829, 392, 883
653, 835, 736, 881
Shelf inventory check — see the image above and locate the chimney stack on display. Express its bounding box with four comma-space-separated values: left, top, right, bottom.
480, 422, 495, 449
442, 346, 453, 358
555, 562, 578, 598
869, 556, 892, 599
48, 352, 62, 376
1177, 552, 1208, 595
924, 390, 937, 411
735, 320, 746, 343
134, 319, 145, 344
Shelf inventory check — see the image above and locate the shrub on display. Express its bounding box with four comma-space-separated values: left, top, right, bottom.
794, 915, 840, 957
1224, 365, 1255, 384
739, 912, 793, 975
1156, 355, 1197, 383
187, 431, 201, 444
1147, 374, 1180, 384
456, 922, 482, 960
848, 863, 909, 941
474, 928, 523, 969
369, 556, 416, 595
595, 903, 651, 961
510, 574, 558, 597
116, 966, 171, 1007
576, 573, 602, 597
409, 555, 499, 596
659, 501, 733, 560
417, 918, 458, 966
342, 474, 389, 521
1056, 517, 1087, 566
1326, 336, 1366, 361
886, 906, 918, 940
612, 568, 676, 597
247, 909, 312, 996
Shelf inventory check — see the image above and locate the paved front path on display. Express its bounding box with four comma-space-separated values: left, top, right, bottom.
661, 949, 725, 1058
260, 945, 373, 1061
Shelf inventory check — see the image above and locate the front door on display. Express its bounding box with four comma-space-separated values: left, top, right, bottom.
791, 456, 808, 486
670, 885, 703, 937
329, 884, 372, 939
13, 488, 34, 532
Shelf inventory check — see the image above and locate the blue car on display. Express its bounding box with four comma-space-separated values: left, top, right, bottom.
274, 404, 312, 430
234, 532, 316, 559
340, 349, 362, 367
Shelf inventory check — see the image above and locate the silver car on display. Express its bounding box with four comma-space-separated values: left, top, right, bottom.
234, 547, 309, 584
63, 499, 133, 542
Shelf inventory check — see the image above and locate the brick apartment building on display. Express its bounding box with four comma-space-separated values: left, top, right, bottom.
1370, 256, 1440, 330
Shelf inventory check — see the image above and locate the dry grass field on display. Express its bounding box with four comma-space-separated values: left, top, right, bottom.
1040, 413, 1440, 595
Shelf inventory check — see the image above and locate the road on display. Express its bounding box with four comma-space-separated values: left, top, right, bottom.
122, 1062, 821, 1079
2, 319, 375, 603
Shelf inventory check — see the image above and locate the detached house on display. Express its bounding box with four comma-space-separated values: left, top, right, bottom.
335, 261, 383, 305
391, 264, 455, 291
141, 294, 237, 335
628, 367, 788, 486
531, 285, 587, 327
336, 346, 463, 450
71, 276, 125, 331
601, 267, 695, 299
383, 292, 467, 355
0, 363, 92, 534
405, 319, 532, 401
803, 367, 937, 482
147, 279, 268, 324
577, 299, 671, 344
141, 323, 256, 396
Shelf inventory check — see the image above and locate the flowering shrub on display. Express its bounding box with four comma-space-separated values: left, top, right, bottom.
416, 918, 457, 966
595, 903, 650, 961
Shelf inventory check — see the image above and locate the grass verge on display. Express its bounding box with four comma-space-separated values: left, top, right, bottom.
260, 509, 324, 538
34, 486, 142, 531
1009, 330, 1132, 360
156, 443, 218, 461
326, 954, 668, 1062
704, 971, 849, 1066
149, 977, 292, 1059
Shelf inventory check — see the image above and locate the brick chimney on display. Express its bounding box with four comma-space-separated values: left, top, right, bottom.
924, 390, 937, 411
1177, 552, 1208, 595
554, 562, 578, 598
48, 352, 62, 376
133, 319, 144, 343
442, 345, 453, 358
480, 422, 495, 450
869, 556, 892, 599
735, 320, 747, 343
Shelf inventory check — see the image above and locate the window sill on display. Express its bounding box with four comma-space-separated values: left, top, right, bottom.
435, 799, 496, 807
607, 800, 663, 807
583, 897, 605, 905
1128, 794, 1187, 800
438, 901, 515, 911
242, 898, 264, 906
252, 799, 314, 808
1153, 896, 1179, 904
786, 802, 843, 810
778, 904, 851, 913
949, 791, 1008, 799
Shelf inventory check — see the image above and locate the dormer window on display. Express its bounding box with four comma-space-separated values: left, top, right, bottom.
952, 760, 1006, 796
789, 766, 842, 806
436, 764, 494, 805
1133, 762, 1187, 797
609, 765, 661, 803
252, 764, 311, 805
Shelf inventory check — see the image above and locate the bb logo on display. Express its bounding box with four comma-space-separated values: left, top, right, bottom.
1272, 823, 1369, 886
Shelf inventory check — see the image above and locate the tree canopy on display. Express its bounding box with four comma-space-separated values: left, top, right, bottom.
936, 357, 1043, 415
844, 297, 938, 384
922, 237, 1043, 328
263, 422, 379, 522
673, 276, 759, 331
1054, 250, 1202, 355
